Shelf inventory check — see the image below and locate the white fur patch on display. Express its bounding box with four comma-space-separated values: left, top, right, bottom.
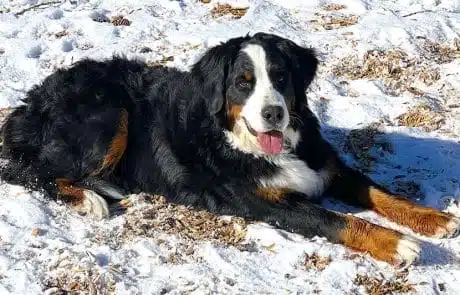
74, 190, 109, 219
260, 154, 331, 198
240, 44, 289, 133
393, 235, 420, 268
434, 216, 460, 238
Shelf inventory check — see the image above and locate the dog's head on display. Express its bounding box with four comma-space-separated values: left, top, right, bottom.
191, 32, 318, 155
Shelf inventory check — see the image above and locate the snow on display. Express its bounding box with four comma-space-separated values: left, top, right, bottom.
0, 0, 460, 294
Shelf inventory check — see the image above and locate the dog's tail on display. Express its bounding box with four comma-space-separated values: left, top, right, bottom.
1, 105, 41, 160
0, 105, 45, 190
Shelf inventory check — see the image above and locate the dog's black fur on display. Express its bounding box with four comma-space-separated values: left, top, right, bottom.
2, 32, 457, 266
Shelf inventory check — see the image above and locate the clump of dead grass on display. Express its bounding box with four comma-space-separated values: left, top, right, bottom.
310, 12, 358, 31
304, 252, 332, 271
43, 263, 117, 295
344, 122, 393, 171
110, 15, 131, 26
393, 179, 422, 200
354, 272, 416, 295
147, 55, 175, 67
396, 104, 444, 132
211, 4, 248, 19
0, 108, 12, 144
418, 38, 460, 64
0, 107, 12, 124
332, 49, 441, 95
322, 3, 347, 11
122, 194, 248, 248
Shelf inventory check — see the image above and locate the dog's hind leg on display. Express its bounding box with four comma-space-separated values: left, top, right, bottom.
326, 159, 460, 239
51, 108, 129, 218
90, 108, 129, 179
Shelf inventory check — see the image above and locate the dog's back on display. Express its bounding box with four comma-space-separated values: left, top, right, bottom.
0, 57, 164, 192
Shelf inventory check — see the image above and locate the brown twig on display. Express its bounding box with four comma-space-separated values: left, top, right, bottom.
401, 10, 434, 17
14, 1, 63, 17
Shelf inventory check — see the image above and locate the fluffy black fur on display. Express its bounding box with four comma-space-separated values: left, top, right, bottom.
3, 33, 455, 265
1, 33, 348, 238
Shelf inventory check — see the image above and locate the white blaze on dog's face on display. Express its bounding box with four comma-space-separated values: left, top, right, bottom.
224, 43, 299, 155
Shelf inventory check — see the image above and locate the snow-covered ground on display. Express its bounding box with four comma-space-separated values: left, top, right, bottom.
0, 0, 460, 294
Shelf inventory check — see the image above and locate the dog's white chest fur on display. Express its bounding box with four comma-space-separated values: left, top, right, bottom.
259, 154, 330, 198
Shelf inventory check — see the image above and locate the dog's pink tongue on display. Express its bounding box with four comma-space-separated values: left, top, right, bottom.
257, 131, 283, 154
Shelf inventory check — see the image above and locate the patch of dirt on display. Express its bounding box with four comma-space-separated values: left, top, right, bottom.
344, 122, 393, 171
310, 12, 358, 31
304, 252, 332, 271
396, 104, 445, 132
211, 4, 248, 19
332, 49, 441, 96
353, 271, 416, 295
122, 194, 248, 249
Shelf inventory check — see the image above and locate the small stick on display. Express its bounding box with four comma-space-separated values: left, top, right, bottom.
14, 1, 63, 17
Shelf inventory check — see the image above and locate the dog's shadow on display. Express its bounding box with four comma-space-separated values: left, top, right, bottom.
321, 123, 460, 267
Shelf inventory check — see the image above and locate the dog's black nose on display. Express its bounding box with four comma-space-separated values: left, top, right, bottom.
261, 105, 284, 126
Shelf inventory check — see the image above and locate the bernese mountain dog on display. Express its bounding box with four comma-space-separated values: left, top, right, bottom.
1, 32, 459, 267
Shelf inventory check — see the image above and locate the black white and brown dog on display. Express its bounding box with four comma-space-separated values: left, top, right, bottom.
1, 32, 459, 267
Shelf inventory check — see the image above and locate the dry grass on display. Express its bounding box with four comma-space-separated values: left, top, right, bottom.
419, 38, 460, 64
311, 13, 358, 31
354, 272, 416, 295
211, 4, 248, 19
332, 49, 441, 95
304, 252, 332, 271
147, 55, 175, 67
110, 15, 131, 26
393, 179, 422, 200
43, 261, 117, 295
322, 3, 347, 11
0, 107, 12, 122
0, 107, 12, 142
344, 122, 393, 171
396, 104, 444, 132
122, 194, 248, 248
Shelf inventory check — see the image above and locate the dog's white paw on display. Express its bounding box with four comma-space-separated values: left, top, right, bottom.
393, 235, 421, 268
434, 216, 460, 238
74, 190, 109, 219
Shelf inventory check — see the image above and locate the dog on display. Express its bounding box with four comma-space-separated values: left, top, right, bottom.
1, 32, 459, 267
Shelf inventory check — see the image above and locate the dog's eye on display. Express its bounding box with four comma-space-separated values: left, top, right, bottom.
236, 76, 252, 89
273, 71, 287, 87
238, 81, 251, 88
277, 76, 285, 83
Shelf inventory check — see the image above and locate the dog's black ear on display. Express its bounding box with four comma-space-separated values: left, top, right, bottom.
277, 39, 319, 93
191, 36, 248, 115
252, 32, 318, 95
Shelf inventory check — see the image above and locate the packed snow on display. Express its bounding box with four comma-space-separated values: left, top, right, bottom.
0, 0, 460, 294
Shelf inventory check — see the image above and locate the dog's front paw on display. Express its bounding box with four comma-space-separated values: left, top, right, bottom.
73, 190, 110, 219
434, 215, 460, 238
393, 235, 421, 268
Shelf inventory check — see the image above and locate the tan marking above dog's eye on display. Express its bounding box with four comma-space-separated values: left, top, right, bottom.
243, 71, 254, 81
